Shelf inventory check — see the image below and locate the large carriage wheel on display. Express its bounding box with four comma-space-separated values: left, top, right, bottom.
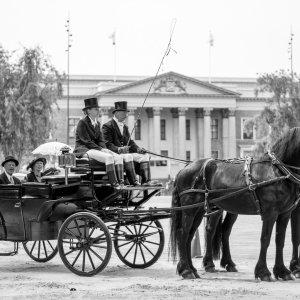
114, 220, 164, 268
22, 240, 58, 262
57, 212, 112, 276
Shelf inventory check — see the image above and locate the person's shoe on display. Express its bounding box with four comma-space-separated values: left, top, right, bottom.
111, 182, 121, 189
142, 180, 162, 187
133, 180, 141, 186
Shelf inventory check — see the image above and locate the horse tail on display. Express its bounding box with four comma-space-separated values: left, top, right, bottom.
169, 178, 181, 262
212, 213, 223, 260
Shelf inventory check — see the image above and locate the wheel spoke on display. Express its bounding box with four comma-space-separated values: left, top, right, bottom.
82, 249, 86, 272
71, 249, 82, 267
116, 240, 133, 248
133, 243, 138, 265
138, 243, 146, 264
29, 241, 37, 255
140, 242, 155, 257
86, 249, 96, 270
65, 227, 81, 240
38, 241, 41, 258
42, 240, 48, 257
46, 240, 55, 251
89, 247, 104, 262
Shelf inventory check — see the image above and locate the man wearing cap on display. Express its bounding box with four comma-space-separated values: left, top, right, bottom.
74, 97, 124, 189
102, 101, 159, 186
0, 156, 21, 184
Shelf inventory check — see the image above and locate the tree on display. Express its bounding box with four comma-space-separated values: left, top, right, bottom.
247, 70, 300, 155
0, 46, 63, 166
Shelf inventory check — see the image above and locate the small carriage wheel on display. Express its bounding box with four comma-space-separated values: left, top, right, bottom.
22, 240, 58, 263
114, 220, 165, 269
57, 212, 112, 276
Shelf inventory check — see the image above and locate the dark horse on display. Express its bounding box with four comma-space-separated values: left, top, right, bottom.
203, 206, 300, 278
170, 127, 300, 280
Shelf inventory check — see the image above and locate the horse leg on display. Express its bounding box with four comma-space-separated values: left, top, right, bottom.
290, 203, 300, 278
273, 211, 294, 280
187, 208, 205, 278
220, 212, 238, 272
254, 214, 277, 281
176, 211, 198, 279
202, 212, 222, 272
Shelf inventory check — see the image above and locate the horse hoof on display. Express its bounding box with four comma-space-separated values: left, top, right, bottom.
194, 272, 201, 279
205, 266, 216, 273
279, 274, 295, 281
293, 271, 300, 278
182, 272, 196, 280
256, 275, 273, 282
226, 265, 238, 272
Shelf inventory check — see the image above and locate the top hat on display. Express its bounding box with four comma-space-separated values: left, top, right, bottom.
27, 157, 46, 170
1, 156, 19, 167
112, 101, 129, 114
82, 97, 100, 111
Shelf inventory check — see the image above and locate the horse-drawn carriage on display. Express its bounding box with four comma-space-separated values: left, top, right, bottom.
0, 151, 169, 276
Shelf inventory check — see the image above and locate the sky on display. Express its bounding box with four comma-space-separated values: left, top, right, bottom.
0, 0, 299, 78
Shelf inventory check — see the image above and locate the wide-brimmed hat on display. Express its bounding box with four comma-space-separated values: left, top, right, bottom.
27, 157, 46, 170
1, 156, 19, 167
82, 97, 100, 111
112, 101, 129, 114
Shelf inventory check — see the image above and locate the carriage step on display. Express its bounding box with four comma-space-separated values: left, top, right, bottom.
0, 242, 18, 256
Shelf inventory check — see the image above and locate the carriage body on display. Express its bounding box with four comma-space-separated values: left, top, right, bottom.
0, 157, 167, 276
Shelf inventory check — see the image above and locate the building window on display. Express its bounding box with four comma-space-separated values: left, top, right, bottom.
161, 150, 168, 157
211, 119, 218, 139
211, 150, 219, 158
240, 146, 253, 158
186, 120, 190, 140
160, 119, 166, 140
242, 118, 254, 140
186, 151, 191, 161
135, 119, 141, 140
69, 117, 81, 139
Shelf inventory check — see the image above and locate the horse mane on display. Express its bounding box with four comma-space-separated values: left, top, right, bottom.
271, 127, 300, 162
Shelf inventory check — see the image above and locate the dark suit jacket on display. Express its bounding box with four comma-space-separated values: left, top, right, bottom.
74, 116, 106, 157
25, 172, 43, 183
0, 172, 21, 184
102, 119, 140, 154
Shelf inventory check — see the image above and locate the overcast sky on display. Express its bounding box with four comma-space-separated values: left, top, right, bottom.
0, 0, 299, 78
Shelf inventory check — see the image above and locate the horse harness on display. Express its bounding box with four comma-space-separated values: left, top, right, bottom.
178, 152, 300, 216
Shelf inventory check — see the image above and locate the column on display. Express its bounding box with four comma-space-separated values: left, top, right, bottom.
146, 108, 153, 151
228, 108, 236, 158
203, 108, 212, 158
127, 108, 136, 135
171, 108, 178, 159
222, 109, 229, 159
178, 108, 187, 160
100, 107, 110, 125
153, 107, 161, 154
195, 108, 204, 159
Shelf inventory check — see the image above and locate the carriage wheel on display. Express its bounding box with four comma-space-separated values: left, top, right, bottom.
114, 220, 164, 268
22, 240, 58, 262
57, 212, 112, 276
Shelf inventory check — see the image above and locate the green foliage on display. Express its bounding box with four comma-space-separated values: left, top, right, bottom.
252, 70, 300, 155
0, 46, 63, 165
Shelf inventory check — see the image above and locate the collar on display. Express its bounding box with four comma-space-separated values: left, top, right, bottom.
88, 116, 98, 127
113, 116, 124, 126
4, 170, 13, 180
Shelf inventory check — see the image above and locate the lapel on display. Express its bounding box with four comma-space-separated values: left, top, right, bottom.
112, 119, 123, 138
2, 173, 11, 184
85, 116, 96, 133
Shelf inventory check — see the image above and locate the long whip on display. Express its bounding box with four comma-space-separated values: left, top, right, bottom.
127, 19, 177, 145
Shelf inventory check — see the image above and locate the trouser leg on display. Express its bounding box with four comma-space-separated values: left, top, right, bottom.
115, 164, 124, 185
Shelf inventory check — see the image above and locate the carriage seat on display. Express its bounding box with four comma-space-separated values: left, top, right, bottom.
71, 157, 106, 173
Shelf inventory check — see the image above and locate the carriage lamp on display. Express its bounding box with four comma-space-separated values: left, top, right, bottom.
58, 146, 76, 185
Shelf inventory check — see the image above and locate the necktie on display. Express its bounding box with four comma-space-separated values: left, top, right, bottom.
10, 177, 14, 184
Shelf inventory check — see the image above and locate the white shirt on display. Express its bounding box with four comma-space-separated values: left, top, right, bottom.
88, 116, 98, 127
4, 170, 14, 184
113, 116, 124, 135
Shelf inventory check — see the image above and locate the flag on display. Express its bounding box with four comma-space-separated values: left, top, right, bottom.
209, 31, 214, 47
109, 30, 116, 45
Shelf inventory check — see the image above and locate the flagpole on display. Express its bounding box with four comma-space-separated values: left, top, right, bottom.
208, 31, 213, 84
114, 35, 116, 82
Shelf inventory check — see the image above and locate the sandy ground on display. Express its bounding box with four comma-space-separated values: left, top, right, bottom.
0, 196, 299, 299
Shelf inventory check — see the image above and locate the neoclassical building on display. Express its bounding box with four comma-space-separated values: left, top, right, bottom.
54, 71, 267, 178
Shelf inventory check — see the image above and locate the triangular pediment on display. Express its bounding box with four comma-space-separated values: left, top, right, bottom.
97, 71, 240, 96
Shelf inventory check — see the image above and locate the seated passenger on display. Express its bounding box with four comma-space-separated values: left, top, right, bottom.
102, 101, 161, 186
74, 97, 126, 189
24, 157, 46, 183
0, 156, 21, 184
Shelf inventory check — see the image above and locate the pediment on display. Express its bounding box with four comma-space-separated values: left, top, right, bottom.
98, 71, 239, 96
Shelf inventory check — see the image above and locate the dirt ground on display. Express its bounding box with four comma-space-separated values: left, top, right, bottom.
0, 196, 299, 299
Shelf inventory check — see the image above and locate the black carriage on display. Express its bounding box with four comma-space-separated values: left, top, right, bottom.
0, 154, 169, 276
